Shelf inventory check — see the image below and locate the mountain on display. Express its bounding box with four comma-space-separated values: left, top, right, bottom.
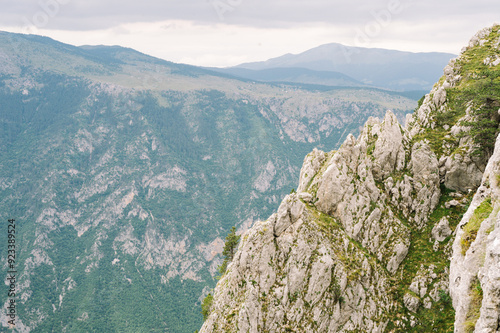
0, 31, 417, 332
233, 43, 456, 91
200, 25, 500, 332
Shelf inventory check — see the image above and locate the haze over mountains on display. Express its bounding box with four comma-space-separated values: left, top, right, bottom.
214, 43, 456, 92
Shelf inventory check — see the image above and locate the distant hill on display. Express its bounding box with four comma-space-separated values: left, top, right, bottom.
233, 43, 456, 91
208, 66, 366, 88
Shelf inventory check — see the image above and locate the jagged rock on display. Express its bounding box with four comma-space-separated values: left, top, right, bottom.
387, 242, 409, 274
404, 293, 421, 313
372, 111, 405, 180
475, 221, 500, 332
466, 26, 495, 50
311, 114, 410, 271
433, 87, 447, 107
274, 194, 305, 237
201, 195, 393, 332
423, 297, 433, 309
381, 141, 440, 229
432, 217, 452, 242
444, 153, 483, 192
409, 141, 441, 228
202, 25, 500, 333
445, 199, 460, 209
201, 109, 413, 331
410, 141, 439, 186
297, 148, 326, 192
298, 192, 313, 203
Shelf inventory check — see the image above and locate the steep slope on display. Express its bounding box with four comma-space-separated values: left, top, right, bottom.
0, 32, 416, 332
200, 25, 500, 332
450, 128, 500, 332
234, 43, 455, 91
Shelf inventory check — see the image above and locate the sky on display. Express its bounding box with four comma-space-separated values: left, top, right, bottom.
0, 0, 498, 67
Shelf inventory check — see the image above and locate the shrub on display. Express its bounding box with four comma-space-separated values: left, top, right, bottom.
217, 226, 241, 277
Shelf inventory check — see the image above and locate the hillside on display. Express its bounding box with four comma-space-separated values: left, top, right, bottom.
0, 32, 416, 332
200, 25, 500, 332
207, 67, 367, 89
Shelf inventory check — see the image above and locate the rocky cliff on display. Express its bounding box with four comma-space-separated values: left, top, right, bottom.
200, 25, 500, 332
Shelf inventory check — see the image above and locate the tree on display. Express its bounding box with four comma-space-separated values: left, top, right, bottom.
217, 226, 241, 277
456, 68, 500, 156
201, 293, 213, 321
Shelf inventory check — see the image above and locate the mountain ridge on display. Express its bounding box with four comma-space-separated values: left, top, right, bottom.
232, 42, 456, 91
206, 66, 367, 89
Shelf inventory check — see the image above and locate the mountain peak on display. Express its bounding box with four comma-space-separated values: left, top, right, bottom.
233, 42, 456, 91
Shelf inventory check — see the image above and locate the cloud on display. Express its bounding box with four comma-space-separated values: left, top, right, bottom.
0, 0, 498, 67
3, 0, 498, 31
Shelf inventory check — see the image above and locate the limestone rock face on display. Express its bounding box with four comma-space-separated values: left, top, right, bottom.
372, 111, 405, 180
404, 293, 421, 313
408, 141, 441, 228
201, 108, 453, 331
311, 112, 411, 273
410, 141, 439, 186
444, 153, 484, 192
201, 194, 392, 333
450, 133, 500, 333
274, 193, 305, 237
297, 148, 326, 193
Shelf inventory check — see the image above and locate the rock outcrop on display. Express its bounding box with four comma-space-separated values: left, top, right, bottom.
450, 133, 500, 333
200, 24, 500, 332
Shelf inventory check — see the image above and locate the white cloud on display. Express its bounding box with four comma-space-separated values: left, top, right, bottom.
0, 0, 498, 67
1, 20, 354, 67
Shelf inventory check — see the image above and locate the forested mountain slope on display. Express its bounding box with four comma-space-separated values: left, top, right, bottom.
0, 32, 416, 332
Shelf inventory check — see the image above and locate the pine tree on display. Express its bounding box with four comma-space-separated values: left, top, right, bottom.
455, 68, 500, 156
217, 226, 240, 277
201, 293, 213, 321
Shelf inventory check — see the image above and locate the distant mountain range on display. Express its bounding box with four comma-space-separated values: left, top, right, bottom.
213, 43, 456, 92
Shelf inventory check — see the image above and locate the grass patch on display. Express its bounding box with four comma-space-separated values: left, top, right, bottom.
386, 184, 472, 331
461, 197, 493, 255
412, 127, 457, 159
464, 276, 483, 333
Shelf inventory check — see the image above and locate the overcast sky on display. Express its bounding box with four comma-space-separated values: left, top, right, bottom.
0, 0, 498, 67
